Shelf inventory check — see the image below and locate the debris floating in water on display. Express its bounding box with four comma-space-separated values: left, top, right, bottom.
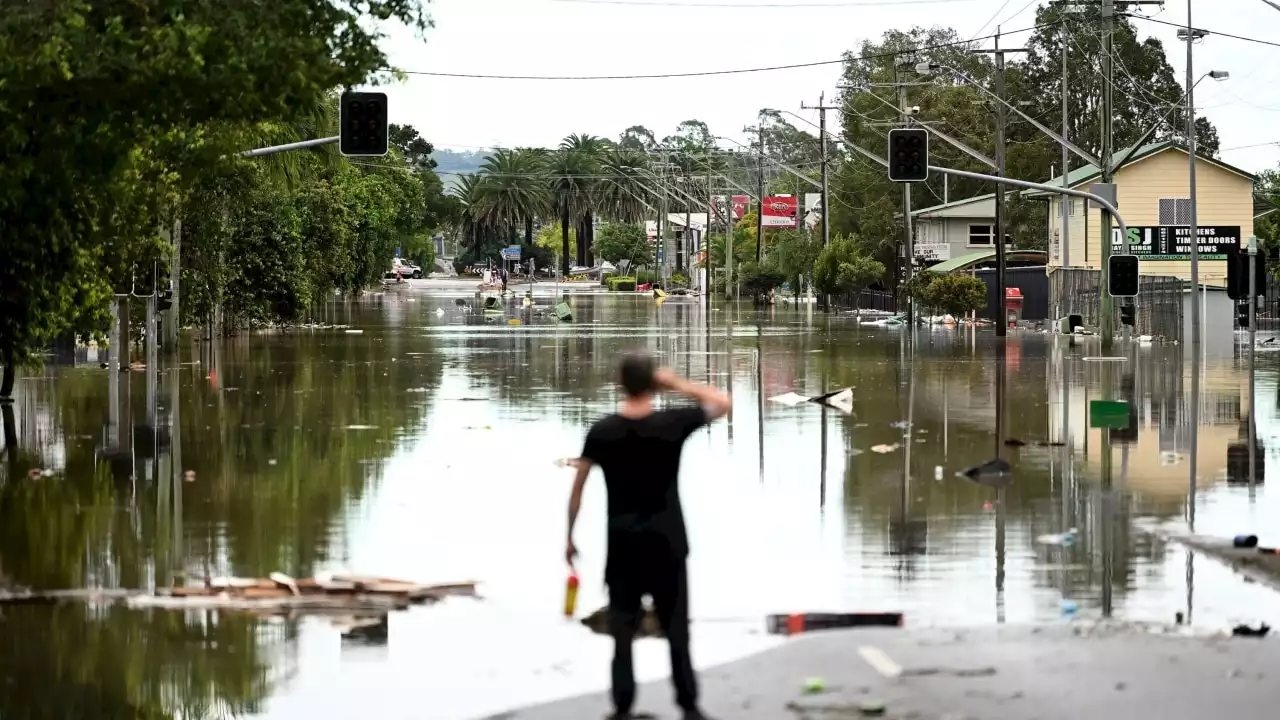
870, 444, 900, 454
344, 425, 378, 430
958, 458, 1013, 485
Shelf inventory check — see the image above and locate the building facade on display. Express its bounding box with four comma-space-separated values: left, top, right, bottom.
908, 194, 1003, 264
1035, 141, 1255, 288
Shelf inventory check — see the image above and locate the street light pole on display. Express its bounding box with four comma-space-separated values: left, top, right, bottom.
1183, 11, 1206, 355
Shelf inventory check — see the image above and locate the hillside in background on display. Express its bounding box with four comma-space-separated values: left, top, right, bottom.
431, 148, 486, 184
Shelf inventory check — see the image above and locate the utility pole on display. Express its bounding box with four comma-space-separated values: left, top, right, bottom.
660, 148, 669, 288
744, 124, 765, 262
706, 162, 714, 311
1184, 5, 1204, 354
1100, 0, 1116, 349
803, 93, 839, 310
972, 28, 1027, 338
801, 93, 837, 253
896, 68, 915, 323
1061, 22, 1071, 269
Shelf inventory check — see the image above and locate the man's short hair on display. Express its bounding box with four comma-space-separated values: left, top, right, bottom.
619, 353, 656, 397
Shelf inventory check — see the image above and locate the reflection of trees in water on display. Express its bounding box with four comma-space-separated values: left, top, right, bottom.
179, 328, 442, 578
0, 301, 441, 716
0, 605, 275, 719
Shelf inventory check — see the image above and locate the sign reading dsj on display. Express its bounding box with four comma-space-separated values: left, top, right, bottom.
1110, 225, 1241, 260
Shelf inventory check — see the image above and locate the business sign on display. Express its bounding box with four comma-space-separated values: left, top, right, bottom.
732, 195, 750, 220
646, 220, 658, 241
501, 245, 522, 260
804, 193, 823, 230
1110, 225, 1241, 260
762, 195, 798, 228
914, 243, 951, 263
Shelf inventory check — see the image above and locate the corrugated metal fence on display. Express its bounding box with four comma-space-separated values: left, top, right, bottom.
1049, 267, 1184, 338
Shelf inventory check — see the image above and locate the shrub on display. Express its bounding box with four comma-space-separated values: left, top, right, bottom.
607, 276, 638, 292
669, 271, 689, 289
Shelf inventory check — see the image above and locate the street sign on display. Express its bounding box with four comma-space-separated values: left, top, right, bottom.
914, 243, 951, 263
501, 245, 521, 260
1089, 400, 1131, 430
1110, 226, 1242, 260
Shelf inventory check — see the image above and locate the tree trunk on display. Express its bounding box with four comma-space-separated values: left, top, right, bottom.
561, 208, 571, 275
576, 217, 587, 268
524, 217, 534, 247
585, 214, 595, 267
0, 352, 14, 402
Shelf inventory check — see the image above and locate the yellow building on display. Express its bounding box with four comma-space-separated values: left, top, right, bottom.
1034, 141, 1256, 288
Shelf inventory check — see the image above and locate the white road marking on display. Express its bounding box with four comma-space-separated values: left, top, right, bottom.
858, 645, 903, 679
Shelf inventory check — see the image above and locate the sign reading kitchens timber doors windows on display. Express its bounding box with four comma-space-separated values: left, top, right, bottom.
1110, 226, 1242, 260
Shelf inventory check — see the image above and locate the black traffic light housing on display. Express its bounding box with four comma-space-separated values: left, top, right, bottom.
340, 91, 389, 157
1237, 299, 1251, 328
1226, 252, 1266, 301
1119, 303, 1135, 327
1107, 254, 1139, 297
887, 128, 929, 182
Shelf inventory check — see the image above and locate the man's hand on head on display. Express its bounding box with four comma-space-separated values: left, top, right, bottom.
653, 368, 678, 391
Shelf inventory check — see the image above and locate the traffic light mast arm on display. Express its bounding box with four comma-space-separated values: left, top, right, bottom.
240, 136, 339, 158
927, 165, 1129, 248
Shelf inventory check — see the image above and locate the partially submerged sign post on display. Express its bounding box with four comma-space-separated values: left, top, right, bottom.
1089, 400, 1130, 430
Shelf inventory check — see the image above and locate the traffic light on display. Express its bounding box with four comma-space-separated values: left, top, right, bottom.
887, 128, 929, 182
1107, 254, 1139, 297
339, 91, 388, 156
1227, 252, 1266, 301
1237, 299, 1251, 328
1119, 303, 1135, 327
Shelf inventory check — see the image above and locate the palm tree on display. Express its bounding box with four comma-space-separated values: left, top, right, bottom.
559, 134, 607, 266
597, 148, 654, 224
476, 149, 550, 249
449, 174, 487, 251
546, 146, 595, 273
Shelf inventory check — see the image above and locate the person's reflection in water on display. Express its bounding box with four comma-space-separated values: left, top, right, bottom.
565, 353, 731, 720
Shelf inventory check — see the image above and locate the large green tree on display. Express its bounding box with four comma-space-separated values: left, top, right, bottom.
0, 0, 431, 398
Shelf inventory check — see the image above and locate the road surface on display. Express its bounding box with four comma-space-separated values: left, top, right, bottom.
501, 623, 1277, 720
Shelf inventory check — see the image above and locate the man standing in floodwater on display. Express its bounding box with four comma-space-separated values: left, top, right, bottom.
565, 353, 731, 720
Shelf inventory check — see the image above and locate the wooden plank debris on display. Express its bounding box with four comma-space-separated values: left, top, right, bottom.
0, 576, 478, 616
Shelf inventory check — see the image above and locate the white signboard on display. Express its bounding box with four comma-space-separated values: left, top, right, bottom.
804, 193, 823, 230
914, 243, 951, 262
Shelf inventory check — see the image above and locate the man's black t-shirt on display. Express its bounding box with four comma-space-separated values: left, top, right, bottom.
581, 406, 708, 581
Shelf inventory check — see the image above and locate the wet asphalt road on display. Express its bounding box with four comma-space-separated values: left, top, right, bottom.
505, 624, 1280, 720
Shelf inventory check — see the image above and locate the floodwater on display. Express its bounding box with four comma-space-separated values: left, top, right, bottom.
2, 292, 1279, 719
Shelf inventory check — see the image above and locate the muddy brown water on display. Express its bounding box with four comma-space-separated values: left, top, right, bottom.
1, 293, 1278, 719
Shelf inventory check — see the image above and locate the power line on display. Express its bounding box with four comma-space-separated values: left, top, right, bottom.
1221, 140, 1280, 152
1123, 13, 1280, 50
391, 20, 1057, 80
541, 0, 979, 5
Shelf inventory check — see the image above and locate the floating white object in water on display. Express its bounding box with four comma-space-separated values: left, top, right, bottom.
344, 425, 378, 430
768, 392, 810, 406
1037, 528, 1079, 546
345, 329, 364, 335
1082, 356, 1127, 362
436, 307, 445, 316
934, 466, 944, 481
870, 443, 900, 454
269, 572, 301, 597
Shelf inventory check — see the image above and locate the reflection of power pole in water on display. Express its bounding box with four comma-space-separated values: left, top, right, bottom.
756, 330, 764, 482
994, 340, 1007, 622
1099, 360, 1115, 619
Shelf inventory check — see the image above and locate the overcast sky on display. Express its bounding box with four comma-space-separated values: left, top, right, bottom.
377, 0, 1280, 175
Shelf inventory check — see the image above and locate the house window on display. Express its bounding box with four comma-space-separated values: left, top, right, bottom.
1066, 199, 1075, 216
1158, 198, 1192, 226
968, 224, 993, 246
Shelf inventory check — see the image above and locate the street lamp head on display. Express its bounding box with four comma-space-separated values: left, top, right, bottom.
914, 61, 936, 75
1208, 70, 1230, 80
